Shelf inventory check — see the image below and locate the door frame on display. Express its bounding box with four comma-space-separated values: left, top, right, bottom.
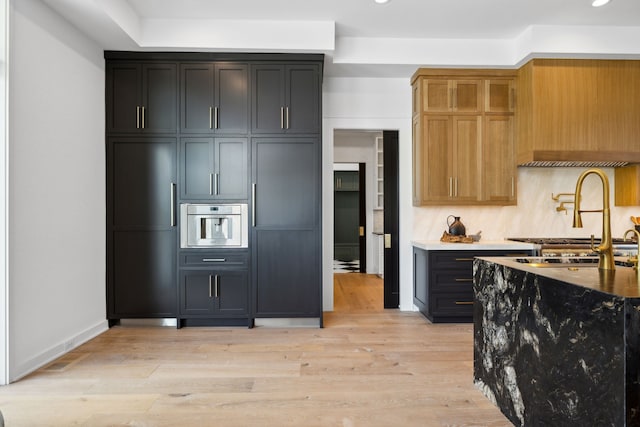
358, 162, 366, 273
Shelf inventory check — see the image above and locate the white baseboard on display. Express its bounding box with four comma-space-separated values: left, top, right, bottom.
11, 319, 109, 383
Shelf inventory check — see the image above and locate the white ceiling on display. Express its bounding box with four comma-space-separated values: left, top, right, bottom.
39, 0, 640, 78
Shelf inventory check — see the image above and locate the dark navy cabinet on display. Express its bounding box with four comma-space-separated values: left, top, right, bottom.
106, 62, 177, 134
180, 63, 249, 134
251, 137, 321, 318
180, 137, 248, 200
251, 64, 321, 134
106, 137, 177, 319
106, 52, 323, 326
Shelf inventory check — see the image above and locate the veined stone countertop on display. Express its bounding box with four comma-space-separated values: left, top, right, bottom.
479, 256, 640, 298
411, 240, 537, 251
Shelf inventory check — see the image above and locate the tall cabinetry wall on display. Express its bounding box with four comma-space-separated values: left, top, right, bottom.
411, 69, 517, 206
105, 52, 323, 327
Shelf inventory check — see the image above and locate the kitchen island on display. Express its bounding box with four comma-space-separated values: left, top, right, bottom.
473, 256, 640, 426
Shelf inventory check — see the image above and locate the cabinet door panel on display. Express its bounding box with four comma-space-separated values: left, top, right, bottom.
181, 64, 214, 133
216, 271, 249, 315
181, 138, 214, 199
143, 64, 177, 132
453, 116, 481, 201
422, 79, 450, 112
453, 80, 482, 112
253, 138, 318, 227
423, 116, 452, 201
216, 138, 248, 199
107, 64, 140, 133
252, 66, 285, 133
216, 64, 249, 133
254, 230, 319, 316
110, 138, 177, 228
180, 272, 213, 315
486, 79, 514, 112
111, 230, 176, 316
286, 65, 320, 133
483, 115, 515, 203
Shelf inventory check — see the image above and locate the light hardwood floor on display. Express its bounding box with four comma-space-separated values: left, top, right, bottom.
0, 274, 511, 426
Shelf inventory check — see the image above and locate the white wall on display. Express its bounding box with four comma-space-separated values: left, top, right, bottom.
1, 0, 9, 385
323, 77, 414, 311
8, 0, 107, 381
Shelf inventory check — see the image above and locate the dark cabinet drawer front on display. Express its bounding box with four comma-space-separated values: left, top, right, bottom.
180, 252, 248, 267
430, 270, 473, 292
429, 252, 475, 271
431, 294, 474, 317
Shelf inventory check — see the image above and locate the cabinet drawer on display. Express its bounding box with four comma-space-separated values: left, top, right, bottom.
180, 251, 248, 267
431, 293, 474, 317
430, 270, 473, 292
429, 252, 474, 271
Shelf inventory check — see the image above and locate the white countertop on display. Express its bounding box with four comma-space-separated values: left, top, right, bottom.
412, 240, 537, 251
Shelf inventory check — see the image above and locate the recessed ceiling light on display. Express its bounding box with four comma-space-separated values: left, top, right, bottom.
374, 0, 390, 4
592, 0, 611, 7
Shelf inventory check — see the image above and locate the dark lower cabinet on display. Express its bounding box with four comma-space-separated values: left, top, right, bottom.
178, 251, 250, 326
413, 247, 532, 323
252, 137, 321, 319
106, 137, 177, 320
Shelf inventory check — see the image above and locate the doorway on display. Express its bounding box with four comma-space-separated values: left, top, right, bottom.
332, 129, 399, 311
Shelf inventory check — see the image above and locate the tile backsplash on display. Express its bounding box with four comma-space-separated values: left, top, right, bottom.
412, 168, 639, 241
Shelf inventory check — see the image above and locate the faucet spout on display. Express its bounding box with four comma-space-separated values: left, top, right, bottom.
573, 169, 615, 270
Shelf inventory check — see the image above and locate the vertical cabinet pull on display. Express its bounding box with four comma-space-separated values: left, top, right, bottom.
280, 107, 285, 129
214, 173, 219, 195
209, 107, 213, 129
511, 177, 515, 197
141, 106, 145, 129
454, 178, 458, 197
209, 173, 213, 195
136, 106, 140, 129
214, 107, 219, 129
449, 177, 453, 197
170, 182, 176, 226
208, 275, 220, 298
285, 107, 290, 129
251, 183, 257, 226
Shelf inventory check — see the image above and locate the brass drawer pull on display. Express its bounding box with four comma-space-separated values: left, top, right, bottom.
455, 301, 474, 305
455, 258, 474, 261
455, 278, 473, 282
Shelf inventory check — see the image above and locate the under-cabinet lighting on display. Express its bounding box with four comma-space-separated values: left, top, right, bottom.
592, 0, 611, 7
374, 0, 390, 4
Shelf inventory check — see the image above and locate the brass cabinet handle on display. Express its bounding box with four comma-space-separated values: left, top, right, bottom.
455, 258, 474, 261
454, 177, 458, 197
511, 177, 515, 198
449, 177, 453, 197
455, 278, 473, 282
455, 301, 474, 305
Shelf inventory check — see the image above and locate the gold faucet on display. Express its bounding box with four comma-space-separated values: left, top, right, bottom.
623, 229, 640, 270
573, 169, 615, 270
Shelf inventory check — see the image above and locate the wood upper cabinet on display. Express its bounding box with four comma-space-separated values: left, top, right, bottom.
180, 63, 249, 134
516, 59, 640, 165
412, 69, 517, 206
106, 62, 177, 133
419, 79, 482, 113
615, 165, 640, 207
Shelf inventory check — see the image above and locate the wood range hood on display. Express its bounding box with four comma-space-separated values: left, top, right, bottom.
516, 58, 640, 168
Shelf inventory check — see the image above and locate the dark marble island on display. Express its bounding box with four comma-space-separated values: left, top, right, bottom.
473, 256, 640, 426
